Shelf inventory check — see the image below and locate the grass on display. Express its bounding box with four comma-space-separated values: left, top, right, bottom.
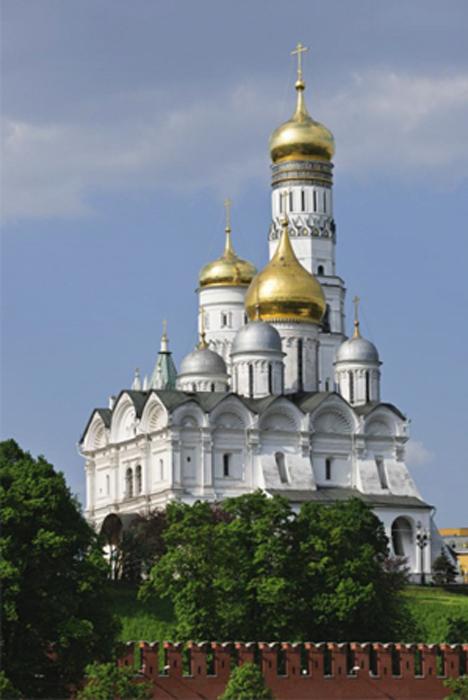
403, 585, 468, 643
110, 583, 468, 644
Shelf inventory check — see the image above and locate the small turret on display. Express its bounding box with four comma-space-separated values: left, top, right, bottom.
131, 368, 142, 390
150, 321, 177, 390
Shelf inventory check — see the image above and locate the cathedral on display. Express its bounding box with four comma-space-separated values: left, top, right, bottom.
80, 45, 444, 580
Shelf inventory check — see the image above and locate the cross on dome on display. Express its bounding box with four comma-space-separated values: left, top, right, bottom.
224, 198, 232, 232
291, 42, 308, 81
352, 295, 361, 338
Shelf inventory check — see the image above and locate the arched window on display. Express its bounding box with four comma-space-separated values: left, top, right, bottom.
365, 371, 371, 403
317, 264, 324, 275
248, 364, 254, 398
223, 453, 231, 477
297, 339, 304, 391
391, 517, 413, 558
325, 458, 332, 481
135, 465, 142, 494
268, 363, 273, 394
349, 371, 354, 403
275, 452, 288, 483
125, 467, 133, 498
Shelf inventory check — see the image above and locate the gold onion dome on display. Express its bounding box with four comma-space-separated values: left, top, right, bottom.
245, 217, 326, 324
199, 225, 257, 289
269, 47, 335, 164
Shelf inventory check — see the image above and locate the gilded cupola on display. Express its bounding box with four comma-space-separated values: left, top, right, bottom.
269, 43, 335, 165
199, 200, 257, 289
245, 216, 326, 324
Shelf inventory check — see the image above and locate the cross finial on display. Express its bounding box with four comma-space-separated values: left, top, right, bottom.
291, 42, 308, 81
224, 198, 232, 232
352, 295, 361, 338
160, 319, 169, 352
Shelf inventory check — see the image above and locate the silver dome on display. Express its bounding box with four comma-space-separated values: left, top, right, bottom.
231, 321, 282, 355
336, 335, 379, 364
179, 347, 227, 376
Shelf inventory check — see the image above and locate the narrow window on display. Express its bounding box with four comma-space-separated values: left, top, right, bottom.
317, 264, 324, 275
325, 458, 332, 481
297, 339, 304, 391
376, 457, 388, 489
221, 312, 228, 328
268, 363, 273, 394
135, 465, 142, 494
106, 474, 110, 495
210, 382, 215, 392
313, 190, 317, 212
191, 383, 196, 392
323, 191, 327, 212
322, 304, 330, 333
248, 364, 254, 398
349, 371, 354, 403
223, 453, 231, 477
289, 191, 293, 211
244, 313, 248, 325
365, 371, 370, 403
275, 452, 288, 483
301, 189, 305, 211
160, 459, 164, 480
279, 192, 283, 213
125, 467, 133, 498
325, 378, 330, 392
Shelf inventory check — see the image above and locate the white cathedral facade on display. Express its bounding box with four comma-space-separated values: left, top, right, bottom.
81, 47, 443, 579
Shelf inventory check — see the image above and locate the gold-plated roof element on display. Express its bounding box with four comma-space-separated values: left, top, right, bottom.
199, 200, 257, 288
352, 295, 361, 338
245, 214, 326, 324
269, 43, 335, 164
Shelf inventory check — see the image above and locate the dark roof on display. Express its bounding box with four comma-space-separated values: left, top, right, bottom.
267, 487, 431, 509
79, 407, 112, 444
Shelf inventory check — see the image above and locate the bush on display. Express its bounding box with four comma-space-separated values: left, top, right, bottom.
219, 663, 274, 700
77, 662, 152, 700
444, 676, 468, 699
433, 551, 458, 586
446, 615, 468, 643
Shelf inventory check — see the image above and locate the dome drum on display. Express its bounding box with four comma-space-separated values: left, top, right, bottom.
271, 160, 333, 189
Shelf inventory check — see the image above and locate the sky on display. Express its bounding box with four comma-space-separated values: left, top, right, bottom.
1, 0, 467, 526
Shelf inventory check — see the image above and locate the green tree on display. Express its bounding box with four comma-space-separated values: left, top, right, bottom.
0, 440, 120, 698
446, 615, 468, 643
295, 498, 413, 641
77, 662, 152, 700
219, 662, 274, 700
0, 671, 23, 699
433, 551, 458, 586
444, 676, 468, 700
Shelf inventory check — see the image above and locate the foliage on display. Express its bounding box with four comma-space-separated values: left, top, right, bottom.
433, 551, 458, 586
0, 440, 120, 698
76, 662, 152, 700
446, 615, 468, 643
110, 582, 176, 642
444, 676, 468, 700
218, 663, 274, 700
0, 671, 23, 699
142, 492, 412, 641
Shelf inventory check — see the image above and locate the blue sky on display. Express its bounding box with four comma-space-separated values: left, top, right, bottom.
2, 0, 467, 525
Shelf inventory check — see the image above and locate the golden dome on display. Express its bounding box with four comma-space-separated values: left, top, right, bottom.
269, 78, 335, 164
245, 217, 326, 324
199, 226, 257, 289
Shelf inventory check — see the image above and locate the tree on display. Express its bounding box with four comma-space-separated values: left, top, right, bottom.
444, 676, 468, 700
0, 440, 120, 698
433, 551, 458, 586
219, 663, 274, 700
142, 492, 412, 642
445, 616, 468, 643
77, 662, 152, 700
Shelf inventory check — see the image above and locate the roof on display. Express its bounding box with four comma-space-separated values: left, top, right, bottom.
267, 487, 431, 509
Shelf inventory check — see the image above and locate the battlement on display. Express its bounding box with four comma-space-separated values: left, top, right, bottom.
118, 641, 468, 699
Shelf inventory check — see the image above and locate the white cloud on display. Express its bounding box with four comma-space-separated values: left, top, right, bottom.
2, 70, 468, 221
405, 439, 435, 467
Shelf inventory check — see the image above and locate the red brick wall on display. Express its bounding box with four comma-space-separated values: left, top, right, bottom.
117, 641, 468, 700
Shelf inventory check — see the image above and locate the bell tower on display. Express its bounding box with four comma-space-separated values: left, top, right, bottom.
268, 43, 347, 390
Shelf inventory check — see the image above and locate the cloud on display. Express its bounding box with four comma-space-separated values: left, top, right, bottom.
2, 70, 468, 221
405, 439, 435, 467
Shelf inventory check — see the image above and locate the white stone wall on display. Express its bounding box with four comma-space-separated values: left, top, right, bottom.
336, 361, 381, 405
271, 322, 319, 393
232, 352, 284, 397
199, 285, 247, 364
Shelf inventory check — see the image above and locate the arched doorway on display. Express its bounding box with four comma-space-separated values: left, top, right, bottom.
391, 516, 414, 568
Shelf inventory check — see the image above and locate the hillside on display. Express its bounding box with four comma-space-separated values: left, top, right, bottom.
111, 584, 468, 644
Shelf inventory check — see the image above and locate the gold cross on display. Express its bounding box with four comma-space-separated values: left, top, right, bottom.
224, 198, 232, 232
291, 42, 308, 80
352, 295, 360, 323
162, 319, 167, 337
